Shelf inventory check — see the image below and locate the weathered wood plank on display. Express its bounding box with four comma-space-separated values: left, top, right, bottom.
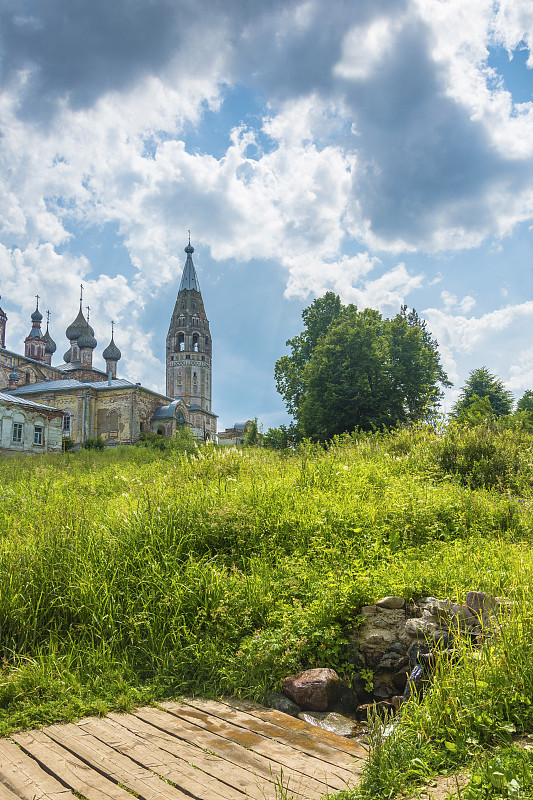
71, 716, 253, 800
132, 706, 328, 799
45, 723, 192, 800
0, 780, 22, 800
158, 702, 354, 792
221, 696, 366, 757
85, 714, 286, 800
0, 739, 76, 800
183, 696, 365, 768
12, 730, 133, 800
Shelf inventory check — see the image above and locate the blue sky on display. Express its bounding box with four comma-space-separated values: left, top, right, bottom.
0, 0, 533, 430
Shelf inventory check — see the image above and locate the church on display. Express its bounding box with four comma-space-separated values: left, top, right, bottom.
0, 242, 217, 452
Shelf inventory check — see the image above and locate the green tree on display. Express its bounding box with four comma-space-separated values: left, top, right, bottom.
262, 424, 290, 450
243, 417, 260, 447
452, 367, 513, 419
276, 299, 450, 441
274, 292, 343, 418
517, 390, 533, 415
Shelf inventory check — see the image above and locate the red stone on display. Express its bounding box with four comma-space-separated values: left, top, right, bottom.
282, 668, 341, 711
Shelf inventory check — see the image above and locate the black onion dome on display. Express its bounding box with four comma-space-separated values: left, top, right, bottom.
78, 328, 97, 349
63, 349, 71, 363
103, 336, 121, 361
43, 328, 56, 354
66, 307, 88, 341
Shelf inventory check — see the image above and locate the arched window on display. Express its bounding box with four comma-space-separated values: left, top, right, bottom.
109, 411, 119, 433
176, 332, 185, 352
62, 413, 71, 433
192, 333, 199, 352
205, 336, 209, 347
25, 371, 31, 384
157, 427, 165, 436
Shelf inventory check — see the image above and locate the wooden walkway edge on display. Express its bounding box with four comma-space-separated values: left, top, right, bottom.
0, 698, 366, 800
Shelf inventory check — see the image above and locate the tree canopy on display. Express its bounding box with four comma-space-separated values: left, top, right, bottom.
452, 367, 514, 420
274, 296, 450, 441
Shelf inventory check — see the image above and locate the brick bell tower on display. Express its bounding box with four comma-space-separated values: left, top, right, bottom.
166, 240, 212, 413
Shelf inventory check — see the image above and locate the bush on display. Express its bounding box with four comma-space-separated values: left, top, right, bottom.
62, 436, 75, 452
82, 436, 105, 451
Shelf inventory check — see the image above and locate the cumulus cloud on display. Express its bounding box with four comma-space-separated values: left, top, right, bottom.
1, 0, 533, 404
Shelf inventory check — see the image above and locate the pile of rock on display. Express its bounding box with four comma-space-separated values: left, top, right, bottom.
268, 591, 502, 737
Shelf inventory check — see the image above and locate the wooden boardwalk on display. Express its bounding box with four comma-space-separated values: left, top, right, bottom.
0, 697, 365, 800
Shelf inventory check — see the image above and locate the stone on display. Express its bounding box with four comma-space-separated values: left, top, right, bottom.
355, 701, 395, 722
377, 651, 409, 671
404, 617, 439, 639
351, 673, 373, 705
466, 591, 496, 627
376, 596, 405, 609
298, 711, 359, 738
265, 691, 300, 717
373, 681, 393, 700
332, 682, 357, 715
282, 668, 341, 711
361, 605, 377, 616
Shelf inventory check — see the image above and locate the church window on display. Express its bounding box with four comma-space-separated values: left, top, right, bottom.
62, 413, 71, 433
157, 427, 165, 436
201, 356, 205, 361
185, 354, 190, 359
12, 422, 23, 443
109, 411, 119, 434
177, 332, 185, 352
193, 333, 199, 352
33, 425, 43, 446
25, 371, 30, 384
193, 372, 198, 384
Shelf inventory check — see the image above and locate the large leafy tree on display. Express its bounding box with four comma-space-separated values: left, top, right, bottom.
517, 390, 533, 415
452, 367, 513, 419
275, 297, 450, 441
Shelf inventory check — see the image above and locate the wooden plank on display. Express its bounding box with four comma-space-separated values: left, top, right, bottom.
102, 714, 306, 800
64, 714, 249, 800
149, 703, 354, 793
0, 739, 76, 800
0, 781, 22, 800
12, 730, 134, 800
221, 696, 366, 757
45, 723, 192, 800
129, 708, 327, 800
183, 697, 365, 767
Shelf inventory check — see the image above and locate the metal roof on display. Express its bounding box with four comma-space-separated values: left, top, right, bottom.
0, 391, 63, 413
179, 245, 201, 292
152, 400, 185, 420
6, 378, 171, 402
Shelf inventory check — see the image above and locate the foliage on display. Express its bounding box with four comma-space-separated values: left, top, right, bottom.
275, 297, 449, 441
274, 292, 343, 418
0, 423, 533, 800
453, 367, 514, 420
243, 417, 259, 447
262, 424, 291, 450
82, 436, 105, 450
62, 436, 75, 452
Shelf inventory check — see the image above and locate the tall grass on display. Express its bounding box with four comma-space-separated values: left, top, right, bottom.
0, 424, 532, 784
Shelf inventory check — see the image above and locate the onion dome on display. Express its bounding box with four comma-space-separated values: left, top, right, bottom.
103, 335, 121, 362
43, 326, 56, 355
9, 370, 19, 381
63, 349, 71, 363
78, 325, 97, 350
66, 307, 88, 341
31, 306, 43, 323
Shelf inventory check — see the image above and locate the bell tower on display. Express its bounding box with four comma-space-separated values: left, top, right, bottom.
166, 241, 212, 412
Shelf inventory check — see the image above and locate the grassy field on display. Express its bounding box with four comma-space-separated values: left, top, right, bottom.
1, 424, 533, 798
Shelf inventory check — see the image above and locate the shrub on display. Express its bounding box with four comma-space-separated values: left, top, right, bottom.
82, 436, 105, 450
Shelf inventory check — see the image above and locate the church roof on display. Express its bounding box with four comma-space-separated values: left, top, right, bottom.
6, 377, 171, 402
43, 326, 56, 354
179, 243, 201, 292
0, 391, 62, 413
103, 336, 121, 361
152, 399, 186, 419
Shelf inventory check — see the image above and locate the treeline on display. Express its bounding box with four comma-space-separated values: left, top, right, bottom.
250, 293, 533, 446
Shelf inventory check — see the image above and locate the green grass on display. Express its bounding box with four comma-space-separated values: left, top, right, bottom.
1, 424, 533, 798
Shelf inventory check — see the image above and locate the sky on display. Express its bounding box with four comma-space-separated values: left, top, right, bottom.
0, 0, 532, 431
